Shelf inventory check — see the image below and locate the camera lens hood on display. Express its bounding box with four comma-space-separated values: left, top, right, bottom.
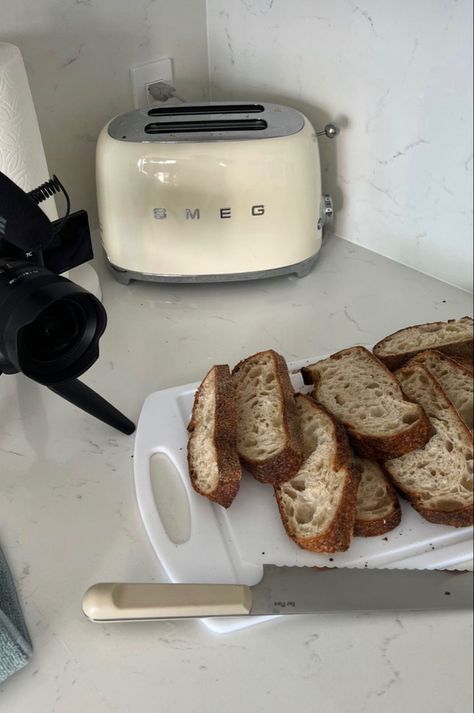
0, 261, 106, 384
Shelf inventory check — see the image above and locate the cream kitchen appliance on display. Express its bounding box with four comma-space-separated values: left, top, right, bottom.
96, 102, 336, 284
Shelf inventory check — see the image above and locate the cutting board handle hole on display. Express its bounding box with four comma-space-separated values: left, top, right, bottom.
149, 452, 191, 544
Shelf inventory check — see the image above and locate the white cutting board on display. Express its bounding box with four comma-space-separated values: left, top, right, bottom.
134, 356, 473, 633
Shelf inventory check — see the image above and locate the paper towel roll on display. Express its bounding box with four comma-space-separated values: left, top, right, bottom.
0, 42, 57, 219
0, 43, 102, 300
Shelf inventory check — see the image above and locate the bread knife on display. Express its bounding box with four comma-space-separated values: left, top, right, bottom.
82, 566, 472, 622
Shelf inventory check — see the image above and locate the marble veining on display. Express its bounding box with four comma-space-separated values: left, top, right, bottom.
378, 138, 429, 165
350, 3, 377, 35
207, 0, 473, 291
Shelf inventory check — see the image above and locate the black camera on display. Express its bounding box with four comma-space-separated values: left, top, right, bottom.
0, 171, 134, 434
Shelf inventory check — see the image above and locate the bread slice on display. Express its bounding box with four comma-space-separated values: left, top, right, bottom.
301, 346, 432, 460
408, 350, 473, 431
187, 365, 241, 508
373, 316, 473, 371
352, 457, 401, 537
385, 364, 473, 527
455, 358, 473, 374
275, 394, 360, 553
232, 350, 303, 484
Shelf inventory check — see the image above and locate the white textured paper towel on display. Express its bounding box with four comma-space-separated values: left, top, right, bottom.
0, 42, 57, 219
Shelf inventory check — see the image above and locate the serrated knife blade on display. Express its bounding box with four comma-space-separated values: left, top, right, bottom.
82, 566, 472, 622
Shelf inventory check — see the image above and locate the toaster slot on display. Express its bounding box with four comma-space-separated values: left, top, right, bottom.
147, 104, 265, 117
144, 119, 268, 134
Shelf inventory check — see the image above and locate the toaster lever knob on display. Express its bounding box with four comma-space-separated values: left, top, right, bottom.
317, 123, 340, 139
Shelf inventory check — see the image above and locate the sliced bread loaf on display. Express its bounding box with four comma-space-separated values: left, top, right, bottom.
409, 350, 473, 431
275, 394, 360, 553
232, 350, 303, 483
385, 364, 473, 527
301, 346, 432, 460
187, 365, 241, 508
373, 316, 473, 371
352, 457, 401, 537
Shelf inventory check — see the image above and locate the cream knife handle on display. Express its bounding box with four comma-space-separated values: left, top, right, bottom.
83, 583, 252, 621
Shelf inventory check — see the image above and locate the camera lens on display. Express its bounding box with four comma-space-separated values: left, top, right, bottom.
0, 260, 106, 383
20, 299, 87, 362
16, 291, 103, 381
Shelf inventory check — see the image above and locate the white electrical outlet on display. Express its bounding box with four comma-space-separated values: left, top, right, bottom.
130, 58, 174, 109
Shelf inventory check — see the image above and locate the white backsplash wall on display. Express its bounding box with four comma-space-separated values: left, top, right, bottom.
207, 0, 473, 291
2, 0, 209, 227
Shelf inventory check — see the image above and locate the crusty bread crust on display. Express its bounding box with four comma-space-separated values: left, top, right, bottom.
409, 349, 474, 376
232, 350, 303, 484
373, 317, 473, 371
275, 395, 360, 553
354, 505, 402, 537
410, 503, 473, 528
353, 462, 402, 537
386, 364, 474, 528
407, 349, 473, 430
303, 346, 432, 460
188, 365, 241, 508
454, 357, 473, 374
347, 417, 433, 460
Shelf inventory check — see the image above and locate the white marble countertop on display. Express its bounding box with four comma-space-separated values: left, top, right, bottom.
0, 236, 472, 713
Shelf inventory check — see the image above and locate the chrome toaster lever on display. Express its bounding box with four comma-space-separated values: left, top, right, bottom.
317, 123, 340, 139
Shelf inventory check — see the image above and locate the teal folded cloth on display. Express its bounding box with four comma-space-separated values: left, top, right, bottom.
0, 546, 32, 683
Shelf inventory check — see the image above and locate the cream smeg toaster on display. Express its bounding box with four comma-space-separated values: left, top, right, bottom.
96, 102, 335, 284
